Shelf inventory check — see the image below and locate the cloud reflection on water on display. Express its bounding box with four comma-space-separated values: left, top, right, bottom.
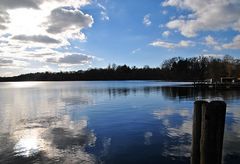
1, 115, 97, 164
144, 132, 153, 145
153, 108, 192, 158
223, 104, 240, 162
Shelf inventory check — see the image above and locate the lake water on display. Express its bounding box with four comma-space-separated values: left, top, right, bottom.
0, 81, 240, 164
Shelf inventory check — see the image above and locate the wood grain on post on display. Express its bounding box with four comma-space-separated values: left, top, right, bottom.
191, 100, 206, 164
200, 101, 226, 164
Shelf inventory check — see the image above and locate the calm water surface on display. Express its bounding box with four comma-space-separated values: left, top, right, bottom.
0, 81, 240, 164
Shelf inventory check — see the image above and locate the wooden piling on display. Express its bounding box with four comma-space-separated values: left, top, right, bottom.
200, 101, 226, 164
191, 101, 205, 164
191, 100, 226, 164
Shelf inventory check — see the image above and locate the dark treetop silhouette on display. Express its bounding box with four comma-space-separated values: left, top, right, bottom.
1, 55, 239, 82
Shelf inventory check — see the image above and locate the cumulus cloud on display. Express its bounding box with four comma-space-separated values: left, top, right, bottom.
163, 0, 240, 37
59, 54, 93, 64
205, 35, 218, 46
46, 54, 94, 65
143, 14, 151, 27
204, 35, 222, 50
0, 58, 29, 68
0, 58, 13, 66
222, 35, 240, 49
150, 40, 194, 49
0, 0, 42, 9
203, 35, 240, 50
46, 7, 94, 36
0, 0, 97, 75
12, 35, 60, 44
0, 0, 91, 10
0, 24, 6, 30
0, 11, 9, 30
162, 31, 170, 37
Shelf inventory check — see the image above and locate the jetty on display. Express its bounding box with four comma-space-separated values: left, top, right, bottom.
193, 77, 240, 89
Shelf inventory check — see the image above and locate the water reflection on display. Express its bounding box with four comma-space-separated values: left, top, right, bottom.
9, 82, 43, 88
89, 85, 240, 101
153, 107, 192, 158
14, 128, 45, 157
161, 86, 240, 101
0, 115, 97, 164
0, 81, 240, 164
144, 132, 153, 145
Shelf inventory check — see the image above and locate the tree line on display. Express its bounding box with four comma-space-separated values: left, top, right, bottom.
1, 55, 240, 82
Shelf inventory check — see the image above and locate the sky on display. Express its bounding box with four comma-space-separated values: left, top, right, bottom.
0, 0, 240, 76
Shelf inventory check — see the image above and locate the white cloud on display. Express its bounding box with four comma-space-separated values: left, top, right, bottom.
163, 0, 240, 37
150, 40, 175, 49
46, 54, 94, 66
0, 11, 9, 30
179, 40, 192, 47
12, 34, 60, 44
46, 7, 93, 39
0, 58, 13, 66
203, 34, 240, 50
0, 0, 97, 76
131, 48, 141, 54
205, 35, 218, 46
162, 31, 170, 37
162, 0, 183, 8
143, 14, 152, 27
0, 0, 41, 9
150, 40, 194, 49
204, 35, 222, 50
97, 3, 109, 21
162, 10, 168, 15
222, 35, 240, 49
100, 11, 110, 21
0, 58, 29, 68
166, 19, 196, 37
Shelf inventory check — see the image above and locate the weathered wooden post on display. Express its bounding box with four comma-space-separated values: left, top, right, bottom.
200, 101, 226, 164
191, 100, 226, 164
191, 100, 205, 164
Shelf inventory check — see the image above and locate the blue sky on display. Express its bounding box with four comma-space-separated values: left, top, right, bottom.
0, 0, 240, 76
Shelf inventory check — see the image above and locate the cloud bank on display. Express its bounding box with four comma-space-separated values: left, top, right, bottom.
163, 0, 240, 37
0, 0, 95, 76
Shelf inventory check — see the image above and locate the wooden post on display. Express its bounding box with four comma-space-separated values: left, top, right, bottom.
200, 101, 226, 164
191, 100, 226, 164
191, 100, 205, 164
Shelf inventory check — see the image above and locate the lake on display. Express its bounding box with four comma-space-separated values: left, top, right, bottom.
0, 81, 240, 164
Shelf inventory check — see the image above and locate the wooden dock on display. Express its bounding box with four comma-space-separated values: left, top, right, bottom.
193, 82, 240, 89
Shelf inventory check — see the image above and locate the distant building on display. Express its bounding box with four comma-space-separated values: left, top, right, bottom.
204, 78, 213, 84
220, 77, 236, 83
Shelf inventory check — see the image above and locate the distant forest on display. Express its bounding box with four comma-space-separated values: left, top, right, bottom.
1, 55, 240, 82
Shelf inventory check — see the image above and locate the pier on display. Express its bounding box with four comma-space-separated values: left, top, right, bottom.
193, 77, 240, 89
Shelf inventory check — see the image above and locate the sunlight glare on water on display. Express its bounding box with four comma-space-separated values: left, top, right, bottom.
9, 82, 43, 88
13, 129, 45, 157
